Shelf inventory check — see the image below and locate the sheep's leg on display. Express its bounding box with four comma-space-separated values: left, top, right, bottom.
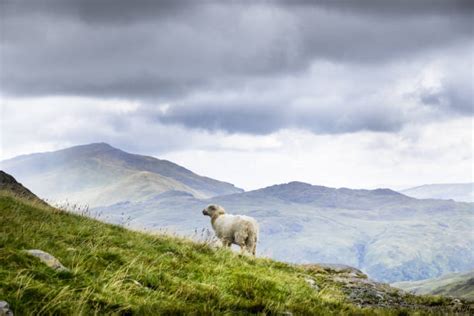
221, 239, 232, 248
234, 234, 248, 255
250, 242, 256, 256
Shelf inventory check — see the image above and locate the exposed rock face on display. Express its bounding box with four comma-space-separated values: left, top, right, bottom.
0, 171, 46, 205
300, 263, 472, 313
304, 278, 320, 291
25, 249, 69, 272
336, 274, 470, 312
0, 301, 13, 316
313, 263, 367, 278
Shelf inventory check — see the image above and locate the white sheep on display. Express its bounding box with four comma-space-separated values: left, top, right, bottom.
202, 204, 259, 256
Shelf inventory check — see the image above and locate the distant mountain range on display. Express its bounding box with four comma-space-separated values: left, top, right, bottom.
392, 270, 474, 301
401, 183, 474, 203
2, 143, 473, 283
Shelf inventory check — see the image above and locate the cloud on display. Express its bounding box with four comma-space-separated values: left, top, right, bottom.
2, 96, 471, 191
154, 92, 406, 135
151, 52, 471, 135
285, 0, 474, 16
0, 1, 472, 192
0, 0, 472, 143
160, 117, 473, 191
1, 0, 472, 101
419, 72, 474, 115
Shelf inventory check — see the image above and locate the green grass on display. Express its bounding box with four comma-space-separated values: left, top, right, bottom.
0, 192, 459, 315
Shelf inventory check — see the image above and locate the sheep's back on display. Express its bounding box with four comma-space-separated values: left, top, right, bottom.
213, 214, 258, 239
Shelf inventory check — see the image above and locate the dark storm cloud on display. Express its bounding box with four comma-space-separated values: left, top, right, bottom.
0, 0, 194, 23
420, 81, 474, 115
281, 0, 474, 16
159, 103, 405, 135
1, 0, 472, 135
150, 91, 407, 135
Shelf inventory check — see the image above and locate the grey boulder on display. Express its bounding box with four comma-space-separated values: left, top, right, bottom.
0, 301, 13, 316
25, 249, 69, 272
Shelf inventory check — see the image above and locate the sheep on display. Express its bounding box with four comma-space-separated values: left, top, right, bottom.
202, 204, 259, 256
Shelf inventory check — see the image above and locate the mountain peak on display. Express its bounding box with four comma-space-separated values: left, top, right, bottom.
286, 181, 314, 187
2, 143, 243, 201
83, 142, 114, 149
243, 181, 411, 207
65, 142, 118, 153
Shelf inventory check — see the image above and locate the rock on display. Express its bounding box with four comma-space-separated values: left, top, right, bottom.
25, 249, 69, 272
0, 171, 47, 205
304, 278, 320, 291
317, 264, 367, 278
0, 301, 13, 316
299, 263, 367, 279
451, 298, 463, 310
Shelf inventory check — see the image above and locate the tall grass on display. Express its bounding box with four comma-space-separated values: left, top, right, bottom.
0, 193, 350, 315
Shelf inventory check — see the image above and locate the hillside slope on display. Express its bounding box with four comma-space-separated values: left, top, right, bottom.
94, 181, 474, 283
401, 183, 474, 203
393, 271, 474, 301
0, 192, 470, 315
0, 143, 243, 205
0, 170, 46, 205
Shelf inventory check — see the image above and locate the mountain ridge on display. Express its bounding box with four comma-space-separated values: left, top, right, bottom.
2, 144, 473, 284
217, 181, 415, 210
401, 183, 473, 203
392, 270, 474, 301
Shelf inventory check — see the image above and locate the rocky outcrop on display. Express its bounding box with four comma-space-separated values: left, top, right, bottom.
0, 171, 46, 205
299, 263, 473, 313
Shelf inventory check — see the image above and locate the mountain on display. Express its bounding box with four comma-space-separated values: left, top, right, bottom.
223, 181, 413, 209
1, 193, 470, 314
0, 143, 243, 206
93, 181, 474, 283
401, 183, 474, 203
393, 271, 474, 301
0, 170, 46, 205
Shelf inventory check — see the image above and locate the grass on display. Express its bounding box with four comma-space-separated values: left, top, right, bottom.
0, 192, 461, 315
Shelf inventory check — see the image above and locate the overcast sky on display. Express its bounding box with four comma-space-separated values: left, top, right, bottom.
1, 0, 473, 190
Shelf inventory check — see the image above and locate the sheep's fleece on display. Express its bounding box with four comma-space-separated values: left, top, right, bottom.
202, 205, 259, 255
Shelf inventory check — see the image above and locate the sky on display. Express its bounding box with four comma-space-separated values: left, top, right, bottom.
0, 0, 473, 191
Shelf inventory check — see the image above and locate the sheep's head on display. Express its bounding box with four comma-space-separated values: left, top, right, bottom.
202, 204, 225, 217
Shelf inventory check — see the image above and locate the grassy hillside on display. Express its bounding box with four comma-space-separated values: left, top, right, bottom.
0, 192, 469, 315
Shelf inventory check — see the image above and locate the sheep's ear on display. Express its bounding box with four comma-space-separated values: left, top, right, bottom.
217, 208, 225, 215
